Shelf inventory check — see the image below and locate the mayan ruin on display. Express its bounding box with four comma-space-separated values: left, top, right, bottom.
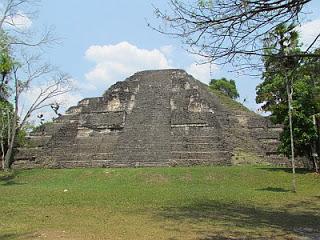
14, 69, 285, 168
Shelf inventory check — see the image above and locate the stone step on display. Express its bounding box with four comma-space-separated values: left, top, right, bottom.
15, 147, 45, 160
170, 159, 232, 166
77, 144, 117, 152
171, 151, 232, 160
172, 139, 219, 142
171, 142, 224, 150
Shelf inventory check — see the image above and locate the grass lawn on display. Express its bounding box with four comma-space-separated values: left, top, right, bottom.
0, 165, 319, 240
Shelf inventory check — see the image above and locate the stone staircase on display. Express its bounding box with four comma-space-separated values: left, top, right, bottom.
115, 71, 172, 166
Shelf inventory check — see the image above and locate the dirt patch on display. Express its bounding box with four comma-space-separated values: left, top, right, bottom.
205, 174, 216, 181
138, 173, 169, 185
232, 148, 265, 165
5, 230, 81, 240
180, 173, 193, 182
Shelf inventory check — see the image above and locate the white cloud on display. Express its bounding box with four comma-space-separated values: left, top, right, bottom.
85, 41, 171, 88
186, 63, 210, 83
69, 78, 97, 92
160, 45, 174, 57
6, 11, 32, 29
186, 62, 218, 84
297, 19, 320, 49
54, 91, 83, 109
184, 53, 219, 83
84, 41, 221, 90
20, 82, 83, 124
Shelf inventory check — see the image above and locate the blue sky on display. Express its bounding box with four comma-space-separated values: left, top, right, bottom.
11, 0, 320, 119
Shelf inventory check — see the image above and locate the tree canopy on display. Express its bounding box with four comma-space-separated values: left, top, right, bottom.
209, 77, 239, 100
0, 0, 73, 170
153, 0, 319, 67
256, 23, 319, 169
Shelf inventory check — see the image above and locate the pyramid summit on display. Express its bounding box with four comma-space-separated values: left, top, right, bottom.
15, 69, 286, 168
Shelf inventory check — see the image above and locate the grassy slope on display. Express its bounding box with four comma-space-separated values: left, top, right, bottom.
208, 89, 254, 114
0, 166, 319, 240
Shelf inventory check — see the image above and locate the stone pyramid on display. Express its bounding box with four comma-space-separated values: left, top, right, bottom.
15, 69, 286, 168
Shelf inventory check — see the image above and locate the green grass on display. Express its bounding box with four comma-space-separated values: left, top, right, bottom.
209, 89, 254, 114
0, 165, 320, 239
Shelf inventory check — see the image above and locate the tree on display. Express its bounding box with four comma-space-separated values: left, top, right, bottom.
0, 0, 73, 170
209, 77, 239, 99
0, 32, 14, 100
0, 99, 30, 169
152, 0, 320, 67
0, 99, 13, 169
256, 24, 320, 176
298, 49, 320, 171
257, 23, 300, 191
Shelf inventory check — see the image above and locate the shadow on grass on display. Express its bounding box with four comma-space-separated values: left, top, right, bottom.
0, 232, 35, 240
199, 232, 291, 240
257, 187, 290, 193
156, 200, 320, 239
0, 172, 25, 186
0, 233, 20, 240
0, 174, 15, 181
258, 167, 311, 174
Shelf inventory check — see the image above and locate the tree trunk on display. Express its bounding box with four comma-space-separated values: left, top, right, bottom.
4, 120, 16, 171
314, 157, 319, 173
4, 144, 13, 170
286, 78, 296, 192
0, 116, 4, 170
315, 115, 320, 173
4, 75, 19, 171
0, 141, 4, 170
